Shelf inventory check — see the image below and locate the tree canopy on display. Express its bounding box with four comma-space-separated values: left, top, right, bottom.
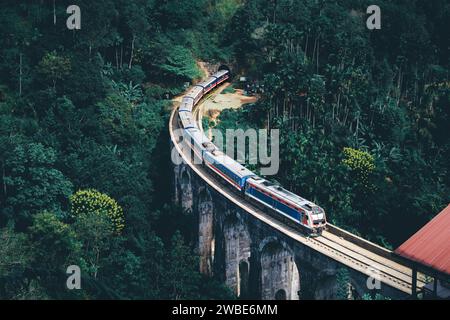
0, 0, 235, 300
0, 0, 448, 300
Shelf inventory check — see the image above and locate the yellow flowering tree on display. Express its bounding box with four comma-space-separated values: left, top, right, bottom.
342, 147, 376, 189
70, 189, 125, 234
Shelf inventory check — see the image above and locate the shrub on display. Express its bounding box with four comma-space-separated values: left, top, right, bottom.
70, 189, 125, 234
342, 147, 375, 188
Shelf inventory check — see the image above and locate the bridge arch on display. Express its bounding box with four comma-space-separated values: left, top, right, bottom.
198, 186, 212, 203
178, 166, 193, 212
260, 238, 300, 300
275, 289, 287, 300
222, 212, 251, 297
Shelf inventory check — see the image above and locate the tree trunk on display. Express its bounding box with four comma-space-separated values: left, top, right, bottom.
312, 37, 317, 65
53, 0, 56, 25
304, 33, 309, 61
129, 35, 136, 69
336, 93, 341, 122
115, 46, 119, 70
19, 53, 23, 96
272, 0, 277, 23
2, 161, 6, 198
397, 68, 402, 106
120, 44, 123, 69
316, 37, 320, 73
356, 114, 360, 140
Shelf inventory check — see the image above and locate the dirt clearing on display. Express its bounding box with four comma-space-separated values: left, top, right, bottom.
202, 83, 258, 124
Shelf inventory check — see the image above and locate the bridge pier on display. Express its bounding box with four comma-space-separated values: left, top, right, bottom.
174, 163, 193, 213
222, 211, 251, 297
197, 187, 214, 275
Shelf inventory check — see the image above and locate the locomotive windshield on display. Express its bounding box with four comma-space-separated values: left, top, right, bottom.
311, 206, 325, 221
313, 206, 323, 214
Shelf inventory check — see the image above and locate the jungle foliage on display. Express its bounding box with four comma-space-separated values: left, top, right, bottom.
217, 0, 450, 247
0, 0, 235, 299
0, 0, 448, 300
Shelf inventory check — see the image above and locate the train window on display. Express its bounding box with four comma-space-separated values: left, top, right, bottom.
313, 206, 324, 213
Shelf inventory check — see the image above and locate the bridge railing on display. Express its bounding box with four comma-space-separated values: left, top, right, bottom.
326, 224, 400, 262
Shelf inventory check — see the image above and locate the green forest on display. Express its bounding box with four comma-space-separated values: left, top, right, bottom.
216, 0, 449, 247
0, 0, 449, 299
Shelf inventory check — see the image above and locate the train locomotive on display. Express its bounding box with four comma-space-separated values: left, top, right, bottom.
177, 69, 327, 235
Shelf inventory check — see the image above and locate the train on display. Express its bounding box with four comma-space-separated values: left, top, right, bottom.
177, 69, 327, 235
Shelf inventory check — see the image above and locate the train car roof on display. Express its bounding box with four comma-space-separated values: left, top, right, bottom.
186, 86, 203, 97
185, 127, 207, 142
182, 96, 194, 104
199, 133, 216, 152
197, 76, 217, 88
248, 177, 318, 210
208, 150, 256, 178
179, 111, 197, 129
214, 70, 229, 77
179, 100, 193, 112
185, 128, 216, 151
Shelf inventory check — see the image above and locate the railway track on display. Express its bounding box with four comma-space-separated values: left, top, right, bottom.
170, 81, 426, 296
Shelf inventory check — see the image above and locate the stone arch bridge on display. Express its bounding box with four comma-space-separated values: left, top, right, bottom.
173, 160, 415, 300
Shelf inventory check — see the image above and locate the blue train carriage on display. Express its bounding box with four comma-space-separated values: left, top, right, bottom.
203, 150, 256, 191
244, 177, 327, 234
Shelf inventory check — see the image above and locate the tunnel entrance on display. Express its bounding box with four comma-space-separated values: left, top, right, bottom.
218, 64, 231, 77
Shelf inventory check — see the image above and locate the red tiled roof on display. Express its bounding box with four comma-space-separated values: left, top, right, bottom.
395, 204, 450, 276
